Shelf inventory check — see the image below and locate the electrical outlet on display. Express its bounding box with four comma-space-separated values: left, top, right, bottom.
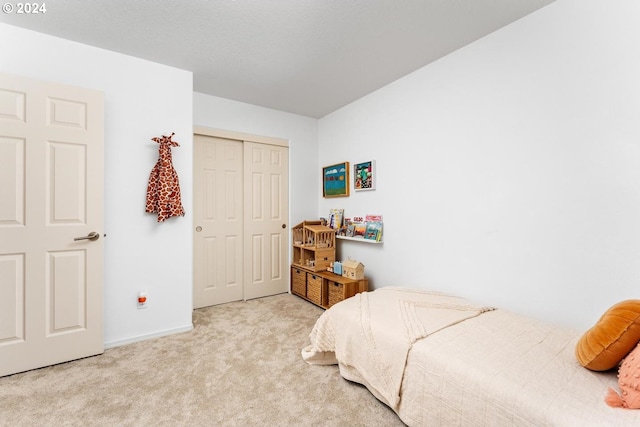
137, 290, 148, 309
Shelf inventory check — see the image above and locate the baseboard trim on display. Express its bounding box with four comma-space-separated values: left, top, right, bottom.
104, 323, 194, 349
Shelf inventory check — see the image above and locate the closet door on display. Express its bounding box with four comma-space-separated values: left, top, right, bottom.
193, 135, 243, 308
193, 130, 289, 308
243, 141, 289, 300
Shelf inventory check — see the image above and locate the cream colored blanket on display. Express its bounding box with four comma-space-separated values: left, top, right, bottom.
302, 287, 494, 409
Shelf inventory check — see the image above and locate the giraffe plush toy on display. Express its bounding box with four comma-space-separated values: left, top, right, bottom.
145, 132, 185, 222
606, 341, 640, 409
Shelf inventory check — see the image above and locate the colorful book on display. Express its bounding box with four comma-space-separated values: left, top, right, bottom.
364, 222, 382, 241
346, 224, 355, 237
353, 222, 366, 238
329, 208, 344, 229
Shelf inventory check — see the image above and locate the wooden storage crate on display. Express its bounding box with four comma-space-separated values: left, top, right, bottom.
291, 267, 306, 297
306, 272, 323, 305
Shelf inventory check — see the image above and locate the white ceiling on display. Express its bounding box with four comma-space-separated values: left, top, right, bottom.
1, 0, 555, 118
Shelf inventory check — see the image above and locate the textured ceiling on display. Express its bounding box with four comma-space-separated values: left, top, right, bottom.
0, 0, 555, 118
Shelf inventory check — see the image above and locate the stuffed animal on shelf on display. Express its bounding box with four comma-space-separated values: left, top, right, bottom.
606, 341, 640, 409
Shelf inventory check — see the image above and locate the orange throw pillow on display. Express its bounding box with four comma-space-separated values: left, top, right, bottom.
575, 300, 640, 371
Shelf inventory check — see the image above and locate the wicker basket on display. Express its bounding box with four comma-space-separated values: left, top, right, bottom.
327, 281, 344, 308
306, 273, 323, 305
291, 267, 306, 297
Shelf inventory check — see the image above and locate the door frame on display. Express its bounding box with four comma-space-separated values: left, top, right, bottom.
193, 126, 288, 148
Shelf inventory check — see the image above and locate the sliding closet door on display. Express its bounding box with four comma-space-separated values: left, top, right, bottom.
193, 135, 243, 308
193, 130, 289, 308
243, 141, 289, 300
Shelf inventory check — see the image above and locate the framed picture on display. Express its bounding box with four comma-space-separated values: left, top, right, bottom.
354, 160, 375, 191
322, 162, 350, 197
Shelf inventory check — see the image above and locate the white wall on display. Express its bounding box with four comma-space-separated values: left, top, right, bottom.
0, 24, 194, 346
193, 92, 319, 225
5, 0, 636, 339
318, 0, 640, 331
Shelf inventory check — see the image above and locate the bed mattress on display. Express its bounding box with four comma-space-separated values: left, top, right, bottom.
303, 287, 639, 426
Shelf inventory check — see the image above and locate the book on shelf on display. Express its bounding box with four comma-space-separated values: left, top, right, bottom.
346, 224, 355, 237
364, 221, 382, 241
342, 215, 366, 238
337, 214, 383, 241
363, 214, 383, 241
329, 208, 344, 230
353, 222, 367, 238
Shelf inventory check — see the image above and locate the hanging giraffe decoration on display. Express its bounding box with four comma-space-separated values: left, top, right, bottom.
145, 132, 186, 222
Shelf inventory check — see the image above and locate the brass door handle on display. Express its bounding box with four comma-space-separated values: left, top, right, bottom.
74, 232, 100, 241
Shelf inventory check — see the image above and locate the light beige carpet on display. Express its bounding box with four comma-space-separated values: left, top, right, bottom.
0, 293, 405, 426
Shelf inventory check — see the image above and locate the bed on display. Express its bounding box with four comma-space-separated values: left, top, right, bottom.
302, 287, 638, 426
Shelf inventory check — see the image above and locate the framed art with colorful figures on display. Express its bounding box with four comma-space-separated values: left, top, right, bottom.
354, 160, 375, 191
322, 162, 350, 197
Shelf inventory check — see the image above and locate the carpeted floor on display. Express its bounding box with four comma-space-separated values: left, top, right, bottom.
0, 293, 405, 426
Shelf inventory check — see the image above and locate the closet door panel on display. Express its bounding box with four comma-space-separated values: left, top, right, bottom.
243, 142, 289, 300
193, 135, 243, 308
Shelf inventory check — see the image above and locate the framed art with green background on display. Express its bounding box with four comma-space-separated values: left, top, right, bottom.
323, 162, 350, 197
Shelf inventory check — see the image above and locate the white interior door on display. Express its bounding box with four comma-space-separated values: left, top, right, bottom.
243, 141, 289, 300
0, 73, 104, 377
193, 135, 243, 308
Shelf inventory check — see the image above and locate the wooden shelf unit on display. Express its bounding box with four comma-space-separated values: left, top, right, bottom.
291, 265, 368, 309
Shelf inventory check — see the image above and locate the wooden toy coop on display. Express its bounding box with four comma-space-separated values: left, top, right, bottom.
292, 220, 336, 272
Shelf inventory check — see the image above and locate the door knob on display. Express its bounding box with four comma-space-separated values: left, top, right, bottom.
282, 224, 286, 229
196, 226, 202, 232
74, 232, 100, 241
